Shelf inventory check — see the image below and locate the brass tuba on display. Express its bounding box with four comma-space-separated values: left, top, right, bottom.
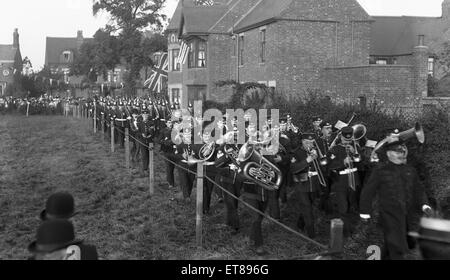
238, 142, 282, 191
198, 142, 216, 163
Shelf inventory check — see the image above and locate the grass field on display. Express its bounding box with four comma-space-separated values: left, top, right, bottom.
0, 115, 392, 260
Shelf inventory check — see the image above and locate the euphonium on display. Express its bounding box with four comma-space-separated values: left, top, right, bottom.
238, 142, 282, 191
198, 142, 216, 162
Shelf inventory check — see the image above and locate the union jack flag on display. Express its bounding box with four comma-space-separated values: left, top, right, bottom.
144, 52, 168, 93
176, 41, 190, 66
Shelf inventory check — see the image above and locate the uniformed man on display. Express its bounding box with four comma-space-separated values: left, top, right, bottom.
173, 124, 196, 201
158, 119, 176, 189
312, 116, 323, 138
360, 138, 432, 260
137, 105, 155, 177
291, 132, 325, 238
327, 126, 362, 236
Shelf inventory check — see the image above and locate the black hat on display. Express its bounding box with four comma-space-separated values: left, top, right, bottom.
341, 126, 353, 140
40, 192, 78, 221
409, 218, 450, 244
301, 133, 315, 140
320, 121, 332, 129
28, 220, 82, 253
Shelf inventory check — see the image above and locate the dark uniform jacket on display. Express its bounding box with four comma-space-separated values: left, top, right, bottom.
290, 147, 322, 193
327, 144, 362, 192
360, 162, 429, 255
138, 118, 155, 144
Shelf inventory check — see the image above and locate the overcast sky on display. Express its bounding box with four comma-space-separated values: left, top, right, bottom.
0, 0, 445, 70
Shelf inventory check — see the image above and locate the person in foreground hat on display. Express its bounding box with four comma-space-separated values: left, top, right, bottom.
359, 136, 432, 260
409, 217, 450, 260
38, 192, 98, 260
29, 219, 97, 260
40, 192, 78, 221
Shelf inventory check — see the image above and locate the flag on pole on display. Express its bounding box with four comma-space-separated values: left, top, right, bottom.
176, 41, 190, 65
144, 52, 168, 93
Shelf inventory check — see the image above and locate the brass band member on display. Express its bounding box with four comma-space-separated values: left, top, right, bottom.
173, 124, 196, 201
360, 136, 432, 260
291, 133, 326, 238
327, 126, 362, 237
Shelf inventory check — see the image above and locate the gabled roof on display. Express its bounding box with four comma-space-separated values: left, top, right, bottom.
181, 6, 228, 35
45, 37, 92, 65
0, 45, 16, 61
233, 0, 292, 33
370, 16, 445, 56
167, 0, 194, 31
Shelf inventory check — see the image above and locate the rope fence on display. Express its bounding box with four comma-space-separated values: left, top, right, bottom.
66, 102, 344, 259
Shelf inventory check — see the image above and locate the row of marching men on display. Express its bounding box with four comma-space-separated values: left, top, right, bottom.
86, 97, 435, 259
158, 112, 434, 259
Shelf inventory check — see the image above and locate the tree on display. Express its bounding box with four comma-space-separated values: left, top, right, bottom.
215, 80, 272, 109
93, 0, 167, 97
71, 29, 121, 83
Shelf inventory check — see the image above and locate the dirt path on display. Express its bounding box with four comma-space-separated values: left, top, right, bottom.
0, 115, 384, 260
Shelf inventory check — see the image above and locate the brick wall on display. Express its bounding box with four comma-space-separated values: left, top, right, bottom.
319, 65, 424, 113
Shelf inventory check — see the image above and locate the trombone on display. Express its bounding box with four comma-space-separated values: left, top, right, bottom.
306, 143, 328, 187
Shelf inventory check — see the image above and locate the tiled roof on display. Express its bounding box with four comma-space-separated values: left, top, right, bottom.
233, 0, 292, 32
182, 6, 228, 34
45, 37, 92, 65
370, 16, 445, 56
0, 45, 16, 61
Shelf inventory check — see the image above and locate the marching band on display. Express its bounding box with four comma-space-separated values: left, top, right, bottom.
1, 93, 434, 259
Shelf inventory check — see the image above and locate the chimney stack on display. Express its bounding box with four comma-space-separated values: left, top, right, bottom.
76, 30, 84, 50
13, 28, 19, 49
442, 0, 450, 19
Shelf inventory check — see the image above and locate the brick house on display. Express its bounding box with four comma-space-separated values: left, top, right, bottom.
168, 0, 450, 112
167, 0, 372, 107
0, 29, 22, 96
45, 31, 92, 83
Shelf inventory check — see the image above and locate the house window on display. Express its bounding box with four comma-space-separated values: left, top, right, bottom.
171, 88, 180, 104
260, 29, 266, 63
238, 35, 244, 66
376, 59, 387, 65
172, 49, 180, 71
187, 40, 207, 68
113, 69, 121, 83
187, 85, 207, 103
428, 57, 435, 76
198, 41, 206, 67
63, 51, 71, 62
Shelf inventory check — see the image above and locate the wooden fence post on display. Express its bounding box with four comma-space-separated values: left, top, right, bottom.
196, 163, 204, 249
93, 105, 97, 133
101, 114, 105, 141
73, 105, 75, 118
149, 143, 154, 195
125, 128, 130, 170
26, 102, 30, 117
329, 219, 344, 254
111, 120, 115, 153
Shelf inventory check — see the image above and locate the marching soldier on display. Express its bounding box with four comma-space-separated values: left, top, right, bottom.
290, 132, 326, 238
312, 116, 323, 138
173, 123, 196, 201
327, 126, 362, 237
137, 105, 155, 177
158, 119, 176, 189
317, 121, 334, 214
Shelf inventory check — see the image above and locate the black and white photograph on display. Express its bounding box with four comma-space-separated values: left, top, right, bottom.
1, 0, 450, 267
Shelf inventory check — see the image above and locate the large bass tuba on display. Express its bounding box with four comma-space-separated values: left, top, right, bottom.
237, 142, 283, 191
